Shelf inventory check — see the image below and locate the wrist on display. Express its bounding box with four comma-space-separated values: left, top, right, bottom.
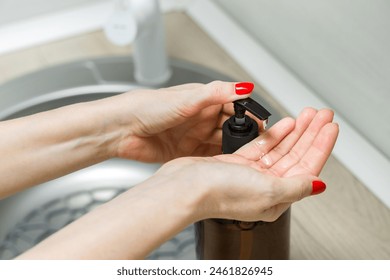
138, 172, 211, 223
147, 158, 221, 222
87, 93, 138, 159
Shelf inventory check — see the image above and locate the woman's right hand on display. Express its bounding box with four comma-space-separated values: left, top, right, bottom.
152, 156, 319, 223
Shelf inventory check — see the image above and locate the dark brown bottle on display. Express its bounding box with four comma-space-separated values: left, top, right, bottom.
194, 97, 290, 260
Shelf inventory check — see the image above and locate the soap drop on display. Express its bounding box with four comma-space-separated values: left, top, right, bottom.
261, 154, 272, 166
256, 139, 267, 146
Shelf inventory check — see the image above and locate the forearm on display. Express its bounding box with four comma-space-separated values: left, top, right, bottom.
15, 174, 206, 259
0, 98, 124, 198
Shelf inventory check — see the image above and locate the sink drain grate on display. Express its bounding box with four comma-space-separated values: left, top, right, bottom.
0, 187, 196, 259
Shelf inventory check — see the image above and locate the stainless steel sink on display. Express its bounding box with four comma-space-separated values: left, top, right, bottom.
0, 56, 280, 259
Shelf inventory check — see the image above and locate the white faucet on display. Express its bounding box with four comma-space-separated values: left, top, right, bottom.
104, 0, 172, 86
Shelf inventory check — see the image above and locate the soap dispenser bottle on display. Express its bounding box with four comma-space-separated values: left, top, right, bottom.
194, 97, 291, 260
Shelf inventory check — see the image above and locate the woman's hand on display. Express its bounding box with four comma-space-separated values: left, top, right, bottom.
109, 81, 262, 162
151, 107, 339, 222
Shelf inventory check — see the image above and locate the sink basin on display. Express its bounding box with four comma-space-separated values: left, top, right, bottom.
0, 56, 281, 259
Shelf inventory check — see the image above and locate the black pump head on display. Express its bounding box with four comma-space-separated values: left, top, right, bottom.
234, 97, 272, 121
222, 97, 271, 154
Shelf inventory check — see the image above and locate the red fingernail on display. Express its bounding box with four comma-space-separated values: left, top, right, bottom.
311, 181, 326, 195
235, 82, 254, 95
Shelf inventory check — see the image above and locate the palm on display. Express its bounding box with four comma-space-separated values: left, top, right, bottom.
221, 108, 339, 179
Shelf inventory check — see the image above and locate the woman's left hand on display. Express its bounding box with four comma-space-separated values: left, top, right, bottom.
109, 81, 260, 162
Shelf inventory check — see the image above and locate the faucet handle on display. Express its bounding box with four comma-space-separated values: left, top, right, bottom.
104, 0, 137, 46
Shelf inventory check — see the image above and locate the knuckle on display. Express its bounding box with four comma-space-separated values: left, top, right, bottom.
290, 178, 307, 202
296, 181, 306, 201
207, 80, 225, 99
254, 140, 268, 157
288, 148, 301, 163
299, 157, 315, 175
272, 145, 286, 156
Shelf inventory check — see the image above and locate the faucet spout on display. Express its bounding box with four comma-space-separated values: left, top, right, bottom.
104, 0, 172, 86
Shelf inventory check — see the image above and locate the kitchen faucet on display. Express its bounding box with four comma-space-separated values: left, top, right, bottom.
104, 0, 172, 86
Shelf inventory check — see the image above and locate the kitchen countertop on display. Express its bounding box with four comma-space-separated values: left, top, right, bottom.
0, 12, 389, 259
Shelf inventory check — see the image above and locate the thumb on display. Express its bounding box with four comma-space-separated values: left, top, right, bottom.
276, 175, 327, 203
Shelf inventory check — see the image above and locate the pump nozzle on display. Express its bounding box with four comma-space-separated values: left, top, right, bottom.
234, 97, 271, 121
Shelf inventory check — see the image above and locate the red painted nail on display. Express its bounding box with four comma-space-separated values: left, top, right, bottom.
311, 180, 326, 195
235, 82, 254, 95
